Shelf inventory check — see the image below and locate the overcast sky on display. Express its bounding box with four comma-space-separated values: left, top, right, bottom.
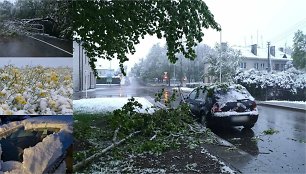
0, 58, 73, 68
121, 0, 306, 72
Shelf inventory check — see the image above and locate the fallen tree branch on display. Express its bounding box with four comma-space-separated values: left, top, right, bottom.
73, 131, 141, 171
112, 127, 120, 143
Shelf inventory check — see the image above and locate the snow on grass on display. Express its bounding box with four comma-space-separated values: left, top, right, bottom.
0, 65, 72, 115
0, 116, 73, 173
73, 97, 155, 114
200, 147, 236, 174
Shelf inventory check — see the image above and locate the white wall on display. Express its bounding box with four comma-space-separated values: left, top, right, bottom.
73, 41, 96, 92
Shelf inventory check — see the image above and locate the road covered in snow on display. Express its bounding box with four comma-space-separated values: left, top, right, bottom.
0, 116, 73, 173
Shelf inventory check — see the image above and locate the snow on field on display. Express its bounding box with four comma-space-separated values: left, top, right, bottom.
0, 116, 73, 173
73, 97, 155, 114
0, 65, 73, 115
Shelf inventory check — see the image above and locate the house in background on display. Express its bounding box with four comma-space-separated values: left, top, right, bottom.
202, 43, 292, 83
234, 44, 292, 71
73, 41, 96, 92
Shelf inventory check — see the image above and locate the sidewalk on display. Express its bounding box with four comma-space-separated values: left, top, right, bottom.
257, 100, 306, 112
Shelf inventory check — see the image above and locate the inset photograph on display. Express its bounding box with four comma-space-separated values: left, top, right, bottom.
0, 0, 72, 57
0, 58, 73, 115
0, 115, 73, 173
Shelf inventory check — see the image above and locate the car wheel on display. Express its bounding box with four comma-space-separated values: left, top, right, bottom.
244, 123, 255, 129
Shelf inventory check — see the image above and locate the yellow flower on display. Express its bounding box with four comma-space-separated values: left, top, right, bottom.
39, 92, 47, 97
15, 95, 27, 105
64, 75, 71, 81
50, 71, 59, 82
49, 100, 56, 108
0, 91, 5, 97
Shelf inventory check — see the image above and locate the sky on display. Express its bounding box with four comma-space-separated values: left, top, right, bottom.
0, 58, 73, 68
113, 0, 306, 73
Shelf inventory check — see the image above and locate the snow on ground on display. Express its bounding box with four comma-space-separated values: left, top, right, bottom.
0, 116, 73, 173
73, 97, 155, 114
200, 148, 236, 174
261, 100, 306, 110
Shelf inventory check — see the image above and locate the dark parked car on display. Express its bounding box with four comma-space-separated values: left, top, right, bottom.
184, 84, 259, 128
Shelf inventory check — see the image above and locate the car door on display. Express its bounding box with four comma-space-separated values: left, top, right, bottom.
186, 89, 198, 115
193, 89, 208, 115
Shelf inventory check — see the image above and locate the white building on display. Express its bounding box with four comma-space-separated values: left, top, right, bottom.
234, 44, 291, 71
73, 41, 96, 92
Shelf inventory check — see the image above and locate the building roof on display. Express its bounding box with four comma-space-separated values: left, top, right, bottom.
233, 45, 292, 60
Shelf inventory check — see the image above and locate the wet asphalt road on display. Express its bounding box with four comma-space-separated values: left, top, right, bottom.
74, 78, 306, 173
212, 106, 306, 173
0, 35, 72, 57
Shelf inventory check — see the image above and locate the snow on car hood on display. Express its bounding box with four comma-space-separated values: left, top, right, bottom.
0, 116, 72, 174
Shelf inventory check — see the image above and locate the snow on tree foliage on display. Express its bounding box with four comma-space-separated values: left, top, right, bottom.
234, 68, 306, 93
206, 43, 241, 82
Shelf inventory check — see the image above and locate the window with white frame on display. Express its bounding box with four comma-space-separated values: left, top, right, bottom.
254, 63, 259, 69
240, 62, 247, 69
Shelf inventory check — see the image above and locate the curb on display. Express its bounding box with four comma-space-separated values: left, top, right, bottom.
257, 102, 306, 112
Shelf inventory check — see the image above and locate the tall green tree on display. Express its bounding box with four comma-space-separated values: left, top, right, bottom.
72, 0, 220, 76
292, 30, 306, 70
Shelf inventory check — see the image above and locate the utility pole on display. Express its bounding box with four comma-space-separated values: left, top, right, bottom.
219, 25, 222, 83
267, 42, 271, 72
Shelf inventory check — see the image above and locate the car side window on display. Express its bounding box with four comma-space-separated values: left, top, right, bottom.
189, 90, 197, 100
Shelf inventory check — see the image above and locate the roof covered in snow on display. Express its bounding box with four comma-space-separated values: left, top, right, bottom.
233, 45, 292, 60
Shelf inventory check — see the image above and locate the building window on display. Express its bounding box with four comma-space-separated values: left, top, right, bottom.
240, 62, 246, 69
254, 63, 259, 69
260, 63, 265, 69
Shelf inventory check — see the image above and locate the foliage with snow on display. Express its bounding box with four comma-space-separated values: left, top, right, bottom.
235, 68, 306, 93
206, 43, 242, 82
0, 65, 72, 115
